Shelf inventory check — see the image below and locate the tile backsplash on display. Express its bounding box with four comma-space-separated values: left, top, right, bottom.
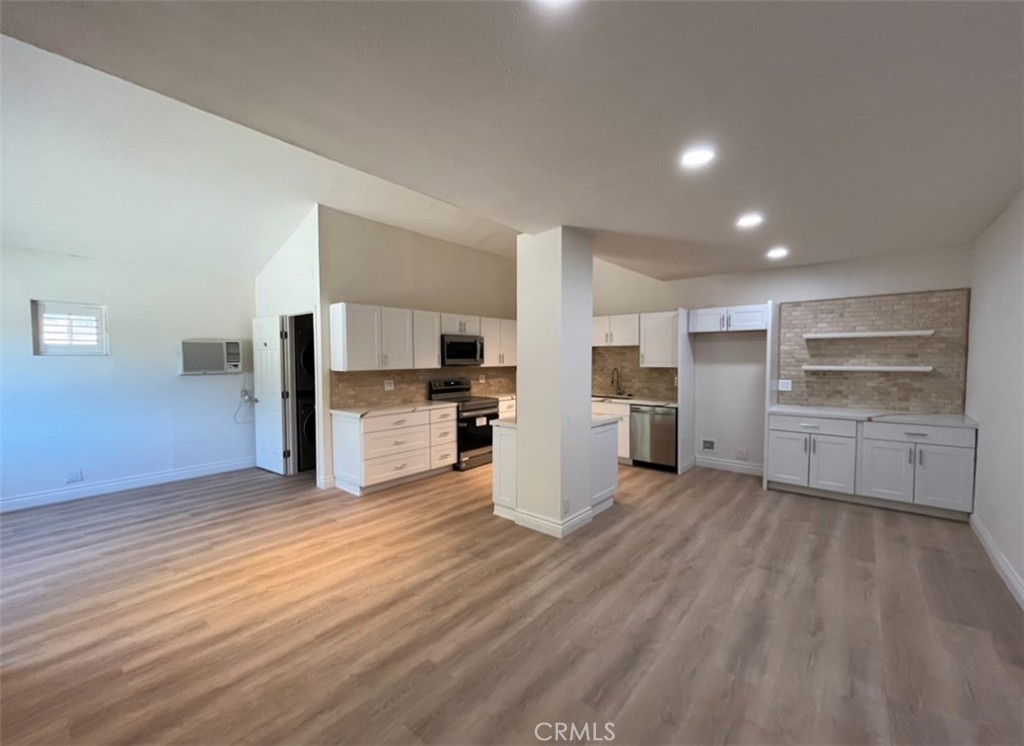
592, 346, 677, 401
331, 367, 516, 410
778, 289, 969, 413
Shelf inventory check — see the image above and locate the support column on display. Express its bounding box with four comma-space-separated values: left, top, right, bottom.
515, 227, 594, 537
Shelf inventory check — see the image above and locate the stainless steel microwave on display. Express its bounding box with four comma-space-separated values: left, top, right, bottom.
441, 334, 484, 366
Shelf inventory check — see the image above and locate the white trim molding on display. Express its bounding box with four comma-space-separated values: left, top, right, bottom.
971, 515, 1024, 610
696, 456, 763, 477
0, 458, 257, 513
514, 506, 593, 539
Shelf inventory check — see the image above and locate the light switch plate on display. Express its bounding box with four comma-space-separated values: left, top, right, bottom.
778, 379, 793, 392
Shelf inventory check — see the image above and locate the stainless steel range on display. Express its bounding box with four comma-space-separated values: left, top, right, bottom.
429, 379, 500, 470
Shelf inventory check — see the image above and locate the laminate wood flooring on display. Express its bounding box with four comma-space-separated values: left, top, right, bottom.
2, 467, 1021, 745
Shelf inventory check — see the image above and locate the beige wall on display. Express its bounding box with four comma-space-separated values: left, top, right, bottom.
593, 245, 972, 314
965, 191, 1023, 605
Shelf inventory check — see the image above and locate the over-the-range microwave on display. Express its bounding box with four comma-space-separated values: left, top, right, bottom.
441, 334, 484, 366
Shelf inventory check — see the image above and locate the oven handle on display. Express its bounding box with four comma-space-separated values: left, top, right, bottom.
458, 409, 500, 421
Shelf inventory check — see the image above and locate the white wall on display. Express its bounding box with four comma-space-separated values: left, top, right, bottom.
965, 191, 1024, 605
1, 248, 256, 511
694, 332, 766, 475
316, 205, 517, 486
594, 245, 972, 314
255, 206, 319, 317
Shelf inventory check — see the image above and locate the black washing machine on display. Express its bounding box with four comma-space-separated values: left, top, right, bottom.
297, 396, 317, 472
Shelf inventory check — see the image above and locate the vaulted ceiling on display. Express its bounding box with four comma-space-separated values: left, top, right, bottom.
3, 1, 1021, 279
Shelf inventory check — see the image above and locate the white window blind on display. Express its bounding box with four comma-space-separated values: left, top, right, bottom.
32, 300, 108, 356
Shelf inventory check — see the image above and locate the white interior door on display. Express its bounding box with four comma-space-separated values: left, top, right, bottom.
253, 316, 286, 475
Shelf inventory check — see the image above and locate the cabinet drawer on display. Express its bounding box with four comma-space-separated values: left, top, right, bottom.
364, 449, 430, 486
362, 425, 429, 459
861, 422, 975, 448
430, 421, 457, 445
429, 406, 457, 423
362, 410, 430, 433
768, 414, 857, 438
430, 446, 457, 468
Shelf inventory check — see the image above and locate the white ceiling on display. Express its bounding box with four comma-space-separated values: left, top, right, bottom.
3, 2, 1022, 280
1, 37, 516, 277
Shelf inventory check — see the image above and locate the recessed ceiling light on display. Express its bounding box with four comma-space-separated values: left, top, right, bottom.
766, 246, 789, 260
535, 0, 575, 7
680, 143, 716, 171
736, 211, 764, 230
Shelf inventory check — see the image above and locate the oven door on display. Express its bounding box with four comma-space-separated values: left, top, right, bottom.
456, 408, 499, 469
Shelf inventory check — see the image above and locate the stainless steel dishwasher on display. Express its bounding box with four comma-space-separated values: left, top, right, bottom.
630, 405, 678, 469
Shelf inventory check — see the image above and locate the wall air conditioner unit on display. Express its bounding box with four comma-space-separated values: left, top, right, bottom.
181, 339, 243, 375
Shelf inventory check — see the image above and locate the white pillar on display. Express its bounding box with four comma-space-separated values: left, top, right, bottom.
515, 227, 594, 537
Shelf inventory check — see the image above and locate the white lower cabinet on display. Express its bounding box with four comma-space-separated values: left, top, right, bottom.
857, 438, 915, 503
913, 444, 976, 511
591, 401, 630, 459
332, 404, 457, 495
808, 434, 856, 494
498, 395, 516, 420
767, 416, 856, 493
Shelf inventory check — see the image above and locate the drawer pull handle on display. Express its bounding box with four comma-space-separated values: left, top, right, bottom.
908, 447, 913, 464
439, 453, 450, 460
919, 450, 924, 466
438, 431, 450, 438
394, 419, 406, 425
905, 432, 929, 437
803, 437, 808, 453
394, 439, 406, 445
394, 463, 407, 471
811, 437, 816, 455
799, 424, 820, 429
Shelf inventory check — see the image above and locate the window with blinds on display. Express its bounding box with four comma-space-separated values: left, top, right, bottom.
31, 300, 109, 356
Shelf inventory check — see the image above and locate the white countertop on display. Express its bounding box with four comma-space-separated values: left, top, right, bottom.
331, 401, 456, 418
769, 404, 978, 429
493, 415, 622, 429
592, 396, 678, 407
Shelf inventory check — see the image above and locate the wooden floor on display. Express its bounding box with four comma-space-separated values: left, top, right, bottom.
2, 466, 1021, 745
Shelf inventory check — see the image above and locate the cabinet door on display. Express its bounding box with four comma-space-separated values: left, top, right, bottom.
440, 313, 463, 334
461, 316, 481, 336
767, 431, 809, 486
640, 311, 678, 368
480, 317, 502, 367
914, 444, 975, 511
413, 310, 441, 369
726, 304, 768, 332
608, 314, 640, 346
493, 425, 517, 509
809, 434, 856, 494
617, 411, 630, 459
380, 307, 413, 370
331, 302, 380, 371
857, 438, 914, 503
592, 316, 609, 347
591, 424, 619, 505
689, 307, 726, 333
500, 319, 517, 366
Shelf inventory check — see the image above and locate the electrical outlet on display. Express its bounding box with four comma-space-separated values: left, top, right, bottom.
383, 379, 395, 391
65, 468, 84, 484
702, 439, 715, 451
735, 449, 749, 461
479, 373, 486, 383
562, 498, 570, 515
674, 375, 679, 386
778, 379, 793, 392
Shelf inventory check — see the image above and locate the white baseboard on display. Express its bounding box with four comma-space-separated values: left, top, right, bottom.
695, 456, 763, 477
316, 473, 334, 490
971, 515, 1024, 610
514, 506, 593, 538
678, 457, 696, 474
0, 457, 257, 513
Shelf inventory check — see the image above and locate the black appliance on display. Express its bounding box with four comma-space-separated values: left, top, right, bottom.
441, 334, 484, 366
291, 313, 316, 472
429, 379, 499, 470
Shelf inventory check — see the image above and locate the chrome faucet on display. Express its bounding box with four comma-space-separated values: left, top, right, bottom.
611, 367, 625, 396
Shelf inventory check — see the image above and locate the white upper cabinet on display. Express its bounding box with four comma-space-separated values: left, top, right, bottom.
592, 314, 640, 346
380, 307, 413, 370
688, 304, 768, 333
413, 310, 441, 369
330, 303, 414, 372
639, 311, 678, 367
331, 302, 381, 372
441, 313, 480, 335
481, 317, 517, 367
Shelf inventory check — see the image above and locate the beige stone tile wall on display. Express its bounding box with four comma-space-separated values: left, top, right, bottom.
331, 367, 516, 410
592, 346, 677, 401
778, 289, 970, 413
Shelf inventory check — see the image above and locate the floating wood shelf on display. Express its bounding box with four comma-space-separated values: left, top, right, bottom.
802, 365, 934, 373
803, 330, 935, 340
